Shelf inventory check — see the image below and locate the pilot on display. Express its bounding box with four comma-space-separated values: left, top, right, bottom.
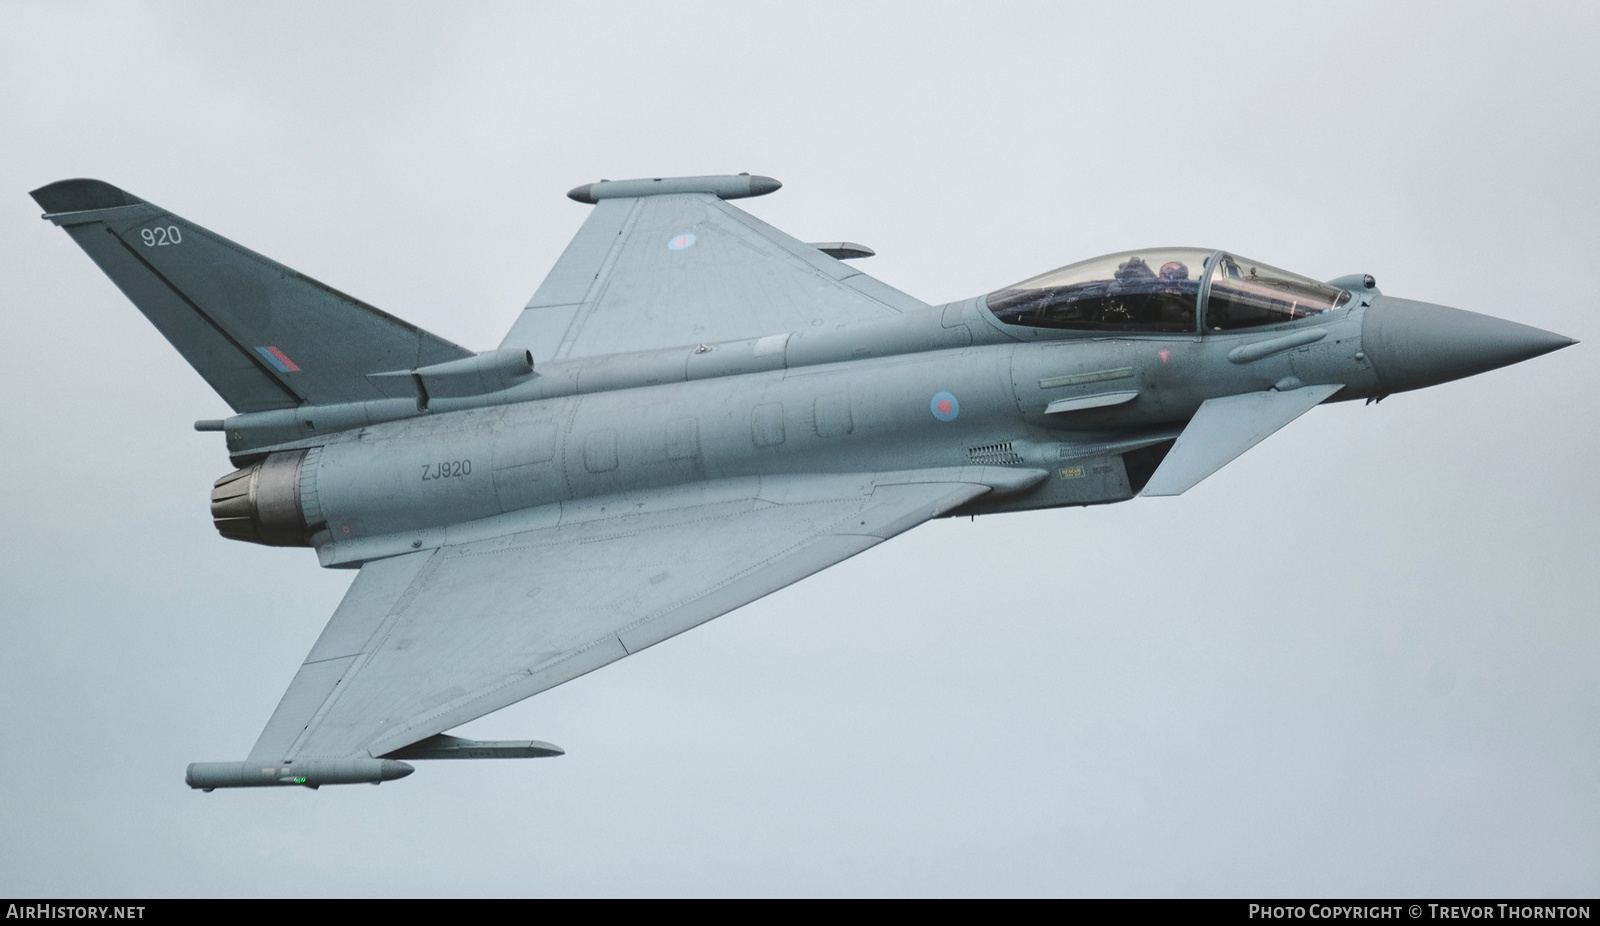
1101, 256, 1155, 322
1153, 260, 1195, 329
1113, 256, 1157, 285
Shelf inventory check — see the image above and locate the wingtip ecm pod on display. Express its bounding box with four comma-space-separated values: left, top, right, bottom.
186, 758, 415, 791
186, 736, 564, 790
567, 173, 781, 204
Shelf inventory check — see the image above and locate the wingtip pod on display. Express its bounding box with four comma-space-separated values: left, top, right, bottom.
186, 758, 414, 790
30, 178, 143, 214
567, 173, 781, 204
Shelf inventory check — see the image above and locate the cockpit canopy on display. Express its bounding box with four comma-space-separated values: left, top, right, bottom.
986, 248, 1352, 333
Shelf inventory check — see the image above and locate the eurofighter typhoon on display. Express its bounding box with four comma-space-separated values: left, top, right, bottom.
31, 174, 1573, 790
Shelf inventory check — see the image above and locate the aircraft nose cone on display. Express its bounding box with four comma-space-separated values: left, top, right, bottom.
1361, 296, 1575, 393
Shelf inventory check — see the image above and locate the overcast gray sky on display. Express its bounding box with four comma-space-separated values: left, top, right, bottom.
1, 1, 1596, 897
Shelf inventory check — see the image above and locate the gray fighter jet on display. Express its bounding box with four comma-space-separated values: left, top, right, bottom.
32, 173, 1573, 791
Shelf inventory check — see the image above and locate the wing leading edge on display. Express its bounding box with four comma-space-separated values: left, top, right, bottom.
220, 468, 1042, 780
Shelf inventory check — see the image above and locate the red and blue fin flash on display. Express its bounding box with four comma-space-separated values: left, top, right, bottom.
255, 345, 301, 373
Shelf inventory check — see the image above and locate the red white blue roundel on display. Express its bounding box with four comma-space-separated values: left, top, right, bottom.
668, 233, 696, 250
930, 391, 959, 421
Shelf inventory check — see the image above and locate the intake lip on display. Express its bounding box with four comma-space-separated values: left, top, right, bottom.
1361, 296, 1575, 393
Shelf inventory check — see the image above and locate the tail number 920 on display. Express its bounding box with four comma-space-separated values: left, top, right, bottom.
140, 226, 182, 247
421, 460, 472, 480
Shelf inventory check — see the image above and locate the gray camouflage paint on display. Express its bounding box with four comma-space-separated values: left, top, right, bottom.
30, 174, 1573, 790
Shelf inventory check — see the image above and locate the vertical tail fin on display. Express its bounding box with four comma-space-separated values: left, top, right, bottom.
32, 179, 472, 413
